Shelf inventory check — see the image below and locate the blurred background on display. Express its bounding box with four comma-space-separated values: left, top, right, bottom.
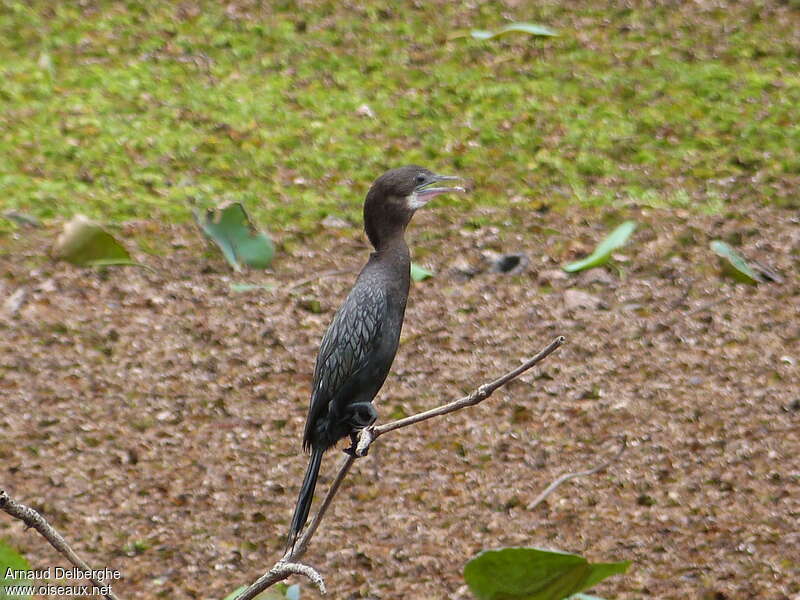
2, 0, 798, 230
1, 2, 798, 600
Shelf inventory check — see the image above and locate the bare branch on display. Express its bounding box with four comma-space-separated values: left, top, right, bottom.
525, 436, 627, 511
233, 455, 355, 600
235, 336, 566, 599
0, 489, 121, 600
290, 454, 355, 560
359, 335, 566, 450
274, 562, 326, 593
233, 559, 326, 599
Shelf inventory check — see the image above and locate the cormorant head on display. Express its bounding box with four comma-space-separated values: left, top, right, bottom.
364, 165, 465, 249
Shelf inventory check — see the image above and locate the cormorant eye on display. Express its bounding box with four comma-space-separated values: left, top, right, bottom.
414, 174, 426, 186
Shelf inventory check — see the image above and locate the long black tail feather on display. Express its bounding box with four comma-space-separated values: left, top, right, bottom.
286, 446, 324, 553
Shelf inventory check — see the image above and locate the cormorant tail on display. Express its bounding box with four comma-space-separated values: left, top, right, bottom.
286, 446, 324, 553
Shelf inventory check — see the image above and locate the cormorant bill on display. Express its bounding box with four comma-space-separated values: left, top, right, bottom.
286, 165, 465, 552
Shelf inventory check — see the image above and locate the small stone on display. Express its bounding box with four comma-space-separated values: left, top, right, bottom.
2, 288, 27, 316
451, 257, 479, 278
577, 267, 615, 286
355, 104, 375, 118
538, 269, 568, 285
38, 279, 57, 293
563, 289, 602, 310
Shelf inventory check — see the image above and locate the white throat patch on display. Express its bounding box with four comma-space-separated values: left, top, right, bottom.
406, 192, 428, 210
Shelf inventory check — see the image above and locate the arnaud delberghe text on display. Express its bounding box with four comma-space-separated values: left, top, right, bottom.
4, 567, 122, 581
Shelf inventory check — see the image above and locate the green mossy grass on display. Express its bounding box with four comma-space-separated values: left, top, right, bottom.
2, 2, 798, 235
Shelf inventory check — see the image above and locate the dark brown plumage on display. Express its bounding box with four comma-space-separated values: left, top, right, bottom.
285, 166, 464, 551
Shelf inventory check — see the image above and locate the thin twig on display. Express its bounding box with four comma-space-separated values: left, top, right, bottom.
232, 455, 356, 600
525, 436, 627, 511
234, 336, 565, 600
290, 454, 355, 560
0, 489, 121, 600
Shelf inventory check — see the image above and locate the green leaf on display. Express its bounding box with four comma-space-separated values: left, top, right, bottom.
53, 215, 138, 268
196, 202, 275, 272
410, 262, 434, 282
464, 547, 630, 600
471, 23, 558, 40
709, 240, 763, 284
0, 539, 32, 599
284, 584, 300, 600
563, 221, 637, 273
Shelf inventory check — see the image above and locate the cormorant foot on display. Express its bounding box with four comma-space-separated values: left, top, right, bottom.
343, 431, 370, 457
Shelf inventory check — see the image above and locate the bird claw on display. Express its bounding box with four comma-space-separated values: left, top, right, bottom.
343, 432, 370, 457
342, 445, 360, 457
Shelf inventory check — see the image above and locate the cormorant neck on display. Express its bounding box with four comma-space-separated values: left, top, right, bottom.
371, 230, 409, 257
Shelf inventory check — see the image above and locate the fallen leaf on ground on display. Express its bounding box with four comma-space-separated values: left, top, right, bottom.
471, 23, 558, 40
196, 202, 275, 272
710, 240, 766, 284
53, 215, 138, 267
564, 221, 637, 273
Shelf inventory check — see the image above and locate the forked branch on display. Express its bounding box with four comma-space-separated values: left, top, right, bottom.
0, 489, 121, 600
233, 335, 566, 600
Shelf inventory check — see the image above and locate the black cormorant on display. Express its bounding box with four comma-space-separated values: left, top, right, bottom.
286, 165, 465, 551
